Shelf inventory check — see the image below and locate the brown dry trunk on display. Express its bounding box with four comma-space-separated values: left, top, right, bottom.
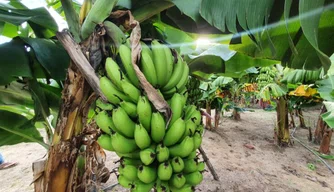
276, 97, 290, 147
314, 105, 327, 144
214, 108, 220, 129
297, 108, 306, 128
319, 126, 333, 154
206, 101, 212, 130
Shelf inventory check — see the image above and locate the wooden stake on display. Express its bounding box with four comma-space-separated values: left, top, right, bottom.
198, 146, 219, 181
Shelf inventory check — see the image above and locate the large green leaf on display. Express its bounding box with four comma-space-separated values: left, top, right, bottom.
0, 110, 46, 147
133, 1, 174, 23
0, 3, 58, 38
322, 101, 334, 129
230, 9, 334, 71
171, 0, 201, 22
200, 0, 275, 33
0, 82, 34, 108
21, 38, 70, 80
0, 40, 32, 85
317, 75, 334, 102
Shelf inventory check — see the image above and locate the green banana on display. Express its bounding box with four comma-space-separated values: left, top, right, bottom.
141, 41, 153, 58
137, 165, 157, 184
137, 96, 152, 132
181, 119, 197, 141
195, 125, 204, 135
119, 44, 140, 87
171, 157, 184, 173
119, 164, 138, 181
120, 79, 141, 103
151, 112, 166, 143
161, 55, 184, 91
95, 110, 113, 134
118, 175, 132, 189
131, 180, 155, 192
156, 144, 169, 163
140, 44, 158, 86
185, 171, 203, 186
120, 157, 142, 166
184, 105, 196, 120
193, 132, 202, 150
163, 118, 186, 146
169, 184, 193, 192
183, 158, 198, 173
112, 107, 136, 138
99, 76, 130, 104
111, 132, 138, 153
158, 161, 173, 181
134, 124, 151, 149
187, 151, 197, 160
140, 147, 156, 165
188, 110, 201, 125
120, 101, 137, 118
105, 57, 127, 90
151, 40, 167, 87
169, 173, 186, 189
97, 134, 114, 151
95, 98, 113, 111
103, 21, 126, 47
168, 93, 186, 127
81, 0, 118, 39
116, 150, 140, 159
169, 136, 194, 158
197, 161, 205, 171
162, 61, 189, 94
162, 43, 174, 82
156, 180, 170, 192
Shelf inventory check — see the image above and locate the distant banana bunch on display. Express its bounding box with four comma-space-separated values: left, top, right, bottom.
186, 77, 203, 106
256, 66, 278, 90
95, 40, 205, 191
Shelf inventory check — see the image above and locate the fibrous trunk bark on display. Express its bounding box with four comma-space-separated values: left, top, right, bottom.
319, 126, 332, 154
206, 101, 212, 130
43, 64, 90, 192
314, 105, 327, 144
276, 97, 290, 147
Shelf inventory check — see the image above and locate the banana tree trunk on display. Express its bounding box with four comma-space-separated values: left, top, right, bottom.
214, 108, 220, 129
276, 97, 290, 147
206, 101, 212, 130
232, 108, 241, 121
314, 105, 326, 144
42, 64, 91, 191
297, 108, 306, 128
319, 126, 332, 154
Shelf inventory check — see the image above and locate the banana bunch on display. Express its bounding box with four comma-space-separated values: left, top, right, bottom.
95, 40, 205, 191
256, 66, 277, 90
185, 77, 203, 106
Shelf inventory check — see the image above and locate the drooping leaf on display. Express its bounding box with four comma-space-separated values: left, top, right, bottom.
28, 79, 51, 122
0, 110, 46, 147
0, 40, 31, 85
171, 0, 201, 22
0, 3, 58, 38
200, 0, 275, 34
132, 1, 174, 23
281, 68, 323, 84
0, 82, 34, 108
322, 101, 334, 128
317, 75, 334, 102
20, 37, 70, 81
299, 0, 331, 72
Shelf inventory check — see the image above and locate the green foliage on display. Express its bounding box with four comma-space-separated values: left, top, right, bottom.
281, 68, 323, 84
322, 101, 334, 128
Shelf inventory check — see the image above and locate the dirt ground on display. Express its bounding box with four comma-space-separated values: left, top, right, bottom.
0, 108, 333, 192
